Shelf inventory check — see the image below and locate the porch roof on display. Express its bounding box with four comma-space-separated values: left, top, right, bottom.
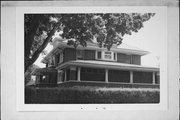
56, 60, 159, 72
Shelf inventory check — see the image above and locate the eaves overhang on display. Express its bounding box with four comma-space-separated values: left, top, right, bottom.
56, 60, 159, 72
41, 41, 149, 63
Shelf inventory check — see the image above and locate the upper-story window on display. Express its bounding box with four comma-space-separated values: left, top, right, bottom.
59, 51, 63, 64
97, 51, 101, 59
77, 50, 84, 60
47, 57, 55, 67
56, 53, 60, 64
104, 51, 112, 59
50, 57, 55, 66
96, 51, 117, 61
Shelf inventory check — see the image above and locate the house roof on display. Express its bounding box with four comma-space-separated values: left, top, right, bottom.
41, 38, 149, 63
56, 60, 159, 72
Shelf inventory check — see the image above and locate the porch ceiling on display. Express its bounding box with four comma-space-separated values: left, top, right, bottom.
56, 60, 160, 72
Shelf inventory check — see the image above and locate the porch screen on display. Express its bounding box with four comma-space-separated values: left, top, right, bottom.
133, 71, 152, 83
108, 70, 130, 83
80, 67, 105, 82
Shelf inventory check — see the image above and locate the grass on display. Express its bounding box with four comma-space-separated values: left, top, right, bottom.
25, 82, 160, 104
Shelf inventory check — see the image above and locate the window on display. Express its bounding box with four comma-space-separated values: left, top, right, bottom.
97, 51, 101, 59
50, 57, 54, 66
96, 51, 117, 61
114, 53, 116, 60
59, 52, 63, 63
77, 50, 84, 59
104, 51, 112, 59
56, 53, 60, 63
130, 55, 133, 64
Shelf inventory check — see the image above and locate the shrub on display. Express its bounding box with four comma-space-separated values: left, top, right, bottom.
25, 85, 159, 104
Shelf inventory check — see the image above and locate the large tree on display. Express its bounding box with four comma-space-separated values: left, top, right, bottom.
25, 13, 155, 72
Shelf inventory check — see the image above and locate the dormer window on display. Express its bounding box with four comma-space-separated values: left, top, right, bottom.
96, 51, 117, 61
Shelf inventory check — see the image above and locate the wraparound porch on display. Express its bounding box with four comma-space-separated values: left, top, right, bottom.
57, 66, 160, 86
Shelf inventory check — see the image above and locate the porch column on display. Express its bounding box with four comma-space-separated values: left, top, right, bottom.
105, 69, 108, 83
152, 72, 156, 84
64, 69, 67, 82
77, 67, 81, 81
130, 71, 133, 83
57, 70, 62, 83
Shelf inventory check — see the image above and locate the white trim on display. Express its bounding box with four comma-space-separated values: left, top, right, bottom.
130, 71, 133, 83
77, 67, 81, 81
105, 69, 108, 83
59, 51, 63, 64
64, 69, 67, 82
57, 70, 63, 83
56, 60, 160, 72
65, 80, 160, 86
57, 81, 63, 84
152, 72, 156, 84
96, 50, 117, 61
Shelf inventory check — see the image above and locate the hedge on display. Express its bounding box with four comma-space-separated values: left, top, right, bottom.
25, 85, 159, 104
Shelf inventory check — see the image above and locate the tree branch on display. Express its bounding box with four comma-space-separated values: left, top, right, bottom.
25, 23, 59, 72
25, 15, 40, 59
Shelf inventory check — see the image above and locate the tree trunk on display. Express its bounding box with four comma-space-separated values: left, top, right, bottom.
25, 25, 58, 72
25, 15, 40, 61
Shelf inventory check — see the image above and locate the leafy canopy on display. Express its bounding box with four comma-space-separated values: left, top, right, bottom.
24, 13, 155, 71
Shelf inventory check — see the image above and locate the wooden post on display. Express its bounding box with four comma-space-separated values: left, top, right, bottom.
57, 70, 62, 84
77, 67, 81, 81
105, 69, 108, 83
64, 69, 67, 82
152, 72, 156, 84
130, 71, 133, 83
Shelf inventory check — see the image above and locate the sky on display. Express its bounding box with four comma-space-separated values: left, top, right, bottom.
34, 13, 162, 68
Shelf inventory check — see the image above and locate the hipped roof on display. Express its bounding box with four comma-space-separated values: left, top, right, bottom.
41, 38, 149, 63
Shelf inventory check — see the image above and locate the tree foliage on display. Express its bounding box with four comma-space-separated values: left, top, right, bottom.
25, 64, 40, 85
25, 13, 155, 72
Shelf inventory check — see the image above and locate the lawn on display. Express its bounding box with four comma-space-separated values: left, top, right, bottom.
25, 82, 160, 104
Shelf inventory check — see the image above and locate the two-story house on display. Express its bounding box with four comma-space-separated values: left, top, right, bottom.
32, 37, 160, 88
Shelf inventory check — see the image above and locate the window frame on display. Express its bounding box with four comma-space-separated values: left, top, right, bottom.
76, 50, 84, 60
97, 51, 102, 59
59, 51, 63, 64
96, 50, 117, 61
